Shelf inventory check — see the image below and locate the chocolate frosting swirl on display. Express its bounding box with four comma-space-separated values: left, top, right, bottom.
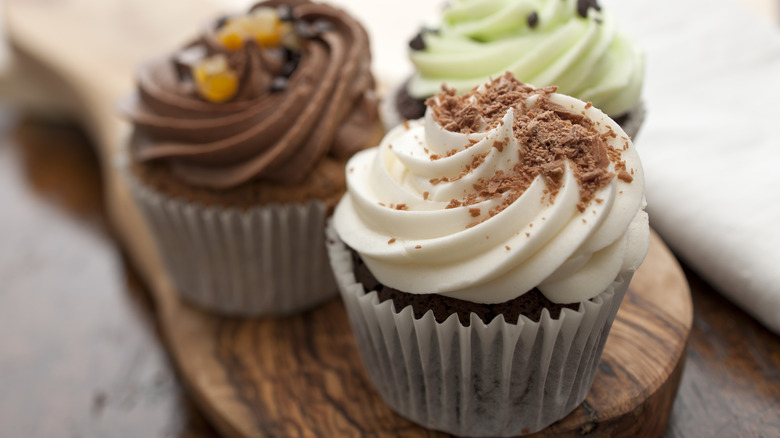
122, 0, 379, 189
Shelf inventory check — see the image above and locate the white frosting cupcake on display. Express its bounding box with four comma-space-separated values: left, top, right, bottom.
328, 72, 649, 436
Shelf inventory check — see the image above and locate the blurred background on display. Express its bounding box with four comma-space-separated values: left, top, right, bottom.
0, 0, 778, 437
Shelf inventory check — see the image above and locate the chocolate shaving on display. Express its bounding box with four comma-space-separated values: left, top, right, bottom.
428, 77, 554, 133
446, 199, 462, 209
277, 5, 294, 22
617, 170, 633, 183
431, 148, 460, 161
427, 72, 628, 216
492, 137, 507, 152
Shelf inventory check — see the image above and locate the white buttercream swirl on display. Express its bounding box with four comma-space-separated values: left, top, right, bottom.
333, 89, 648, 304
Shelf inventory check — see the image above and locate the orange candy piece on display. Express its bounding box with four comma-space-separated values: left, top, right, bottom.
192, 55, 238, 103
249, 8, 282, 47
215, 7, 285, 51
219, 32, 244, 51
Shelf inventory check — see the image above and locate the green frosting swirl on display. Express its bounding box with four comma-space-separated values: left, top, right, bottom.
408, 0, 643, 116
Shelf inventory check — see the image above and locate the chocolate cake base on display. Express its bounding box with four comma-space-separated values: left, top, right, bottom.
351, 250, 579, 326
394, 79, 428, 122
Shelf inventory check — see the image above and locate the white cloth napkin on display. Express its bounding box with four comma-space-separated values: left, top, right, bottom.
330, 0, 780, 334
606, 0, 780, 334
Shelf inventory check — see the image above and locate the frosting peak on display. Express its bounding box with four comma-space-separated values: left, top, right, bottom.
334, 73, 649, 304
122, 0, 378, 189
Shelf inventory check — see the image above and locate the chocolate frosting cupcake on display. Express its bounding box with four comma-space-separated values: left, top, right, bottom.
123, 0, 380, 192
120, 0, 383, 316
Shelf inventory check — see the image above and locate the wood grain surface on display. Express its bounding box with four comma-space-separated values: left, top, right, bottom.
150, 228, 691, 438
0, 114, 219, 438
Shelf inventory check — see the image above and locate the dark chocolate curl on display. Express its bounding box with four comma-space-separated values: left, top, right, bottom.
577, 0, 602, 18
527, 11, 539, 28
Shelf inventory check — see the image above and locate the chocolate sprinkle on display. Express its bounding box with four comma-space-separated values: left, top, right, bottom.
281, 50, 301, 77
215, 15, 230, 29
171, 45, 207, 83
409, 31, 426, 50
427, 72, 625, 214
313, 19, 334, 35
277, 4, 294, 22
527, 11, 539, 28
294, 20, 315, 38
173, 57, 192, 83
270, 76, 288, 92
576, 0, 602, 18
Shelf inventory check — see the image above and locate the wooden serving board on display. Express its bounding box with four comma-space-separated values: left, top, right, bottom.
152, 230, 692, 438
3, 0, 693, 436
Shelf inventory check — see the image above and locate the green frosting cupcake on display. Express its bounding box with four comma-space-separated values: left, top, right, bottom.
405, 0, 643, 118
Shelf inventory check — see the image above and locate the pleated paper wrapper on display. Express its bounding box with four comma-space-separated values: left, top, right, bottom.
326, 224, 631, 437
124, 169, 338, 316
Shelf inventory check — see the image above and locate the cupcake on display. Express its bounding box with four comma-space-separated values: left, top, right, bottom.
120, 0, 383, 316
389, 0, 645, 139
328, 72, 649, 436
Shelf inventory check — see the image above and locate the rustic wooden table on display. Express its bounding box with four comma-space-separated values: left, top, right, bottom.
0, 110, 778, 438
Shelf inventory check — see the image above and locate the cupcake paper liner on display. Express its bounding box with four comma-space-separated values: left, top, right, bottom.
123, 163, 338, 316
326, 223, 631, 437
619, 101, 646, 141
